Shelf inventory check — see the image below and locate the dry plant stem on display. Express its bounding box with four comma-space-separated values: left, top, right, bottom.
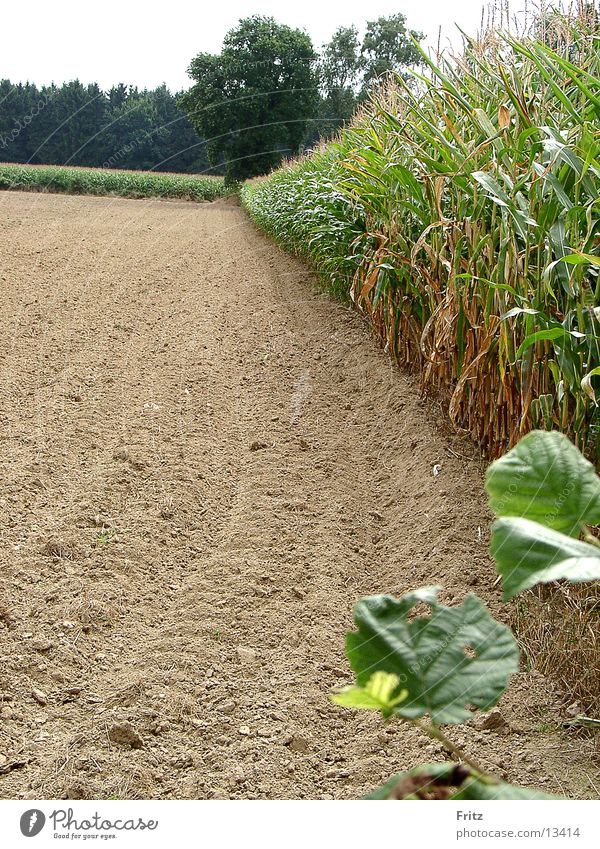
582, 526, 600, 548
410, 719, 489, 777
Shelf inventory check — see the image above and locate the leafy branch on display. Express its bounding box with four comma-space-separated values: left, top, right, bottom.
331, 430, 600, 800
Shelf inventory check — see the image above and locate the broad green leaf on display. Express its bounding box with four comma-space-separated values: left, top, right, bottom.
365, 764, 562, 800
344, 588, 519, 724
331, 671, 407, 718
486, 430, 600, 536
544, 252, 600, 284
565, 253, 600, 267
491, 517, 600, 600
514, 328, 584, 360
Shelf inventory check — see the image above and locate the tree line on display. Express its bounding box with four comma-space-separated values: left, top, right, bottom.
0, 81, 213, 173
0, 14, 423, 178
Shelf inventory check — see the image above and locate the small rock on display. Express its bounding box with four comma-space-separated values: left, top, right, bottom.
32, 638, 53, 653
239, 726, 251, 736
108, 721, 143, 749
50, 670, 66, 683
218, 700, 236, 715
227, 766, 246, 785
236, 647, 257, 664
269, 711, 285, 721
292, 587, 306, 600
0, 707, 13, 719
249, 441, 268, 452
565, 701, 580, 718
31, 688, 48, 706
61, 687, 82, 703
171, 754, 193, 769
478, 710, 507, 731
284, 735, 311, 753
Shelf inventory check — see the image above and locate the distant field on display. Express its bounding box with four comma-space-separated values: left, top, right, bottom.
0, 162, 226, 202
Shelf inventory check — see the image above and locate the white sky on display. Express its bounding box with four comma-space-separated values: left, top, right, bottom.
4, 0, 527, 92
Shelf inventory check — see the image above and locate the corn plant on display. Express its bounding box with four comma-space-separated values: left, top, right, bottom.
0, 163, 227, 202
331, 430, 600, 800
242, 17, 600, 458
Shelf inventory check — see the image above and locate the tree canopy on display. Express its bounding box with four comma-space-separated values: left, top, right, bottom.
361, 14, 424, 90
0, 80, 212, 173
179, 16, 319, 182
316, 15, 424, 139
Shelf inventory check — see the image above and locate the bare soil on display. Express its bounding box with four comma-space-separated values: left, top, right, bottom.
0, 191, 597, 800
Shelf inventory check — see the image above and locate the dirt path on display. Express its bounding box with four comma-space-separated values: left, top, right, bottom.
0, 190, 597, 800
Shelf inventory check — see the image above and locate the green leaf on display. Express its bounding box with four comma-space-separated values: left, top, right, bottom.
365, 763, 562, 800
331, 671, 407, 717
472, 170, 511, 204
344, 588, 519, 724
486, 430, 600, 536
544, 252, 600, 285
490, 517, 600, 600
514, 328, 584, 360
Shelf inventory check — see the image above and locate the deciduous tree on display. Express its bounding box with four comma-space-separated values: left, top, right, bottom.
179, 16, 319, 181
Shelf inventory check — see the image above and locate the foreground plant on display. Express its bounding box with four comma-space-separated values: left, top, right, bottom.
331, 431, 600, 799
487, 430, 600, 598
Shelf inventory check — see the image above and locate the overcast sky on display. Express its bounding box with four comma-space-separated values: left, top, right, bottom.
4, 0, 528, 92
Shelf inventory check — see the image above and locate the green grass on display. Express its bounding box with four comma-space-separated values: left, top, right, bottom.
94, 529, 116, 547
242, 18, 600, 459
0, 162, 227, 202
